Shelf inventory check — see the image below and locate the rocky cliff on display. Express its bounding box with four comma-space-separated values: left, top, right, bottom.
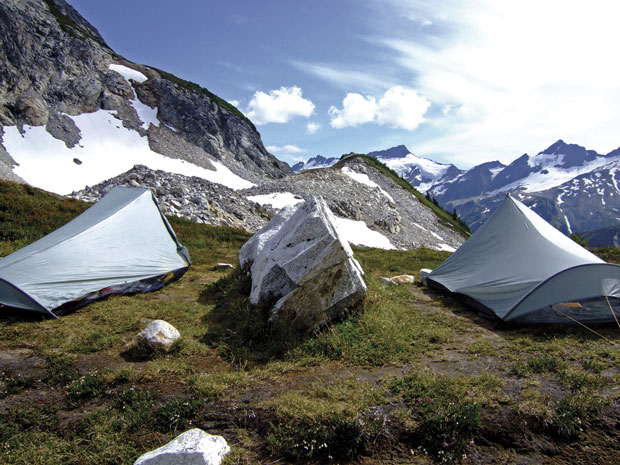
0, 0, 290, 185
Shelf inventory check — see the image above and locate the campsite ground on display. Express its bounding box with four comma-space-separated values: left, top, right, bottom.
0, 180, 619, 464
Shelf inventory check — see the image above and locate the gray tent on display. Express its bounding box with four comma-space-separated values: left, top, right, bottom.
0, 187, 190, 318
427, 194, 620, 325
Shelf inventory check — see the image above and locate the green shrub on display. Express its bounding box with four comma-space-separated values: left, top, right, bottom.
511, 352, 560, 377
67, 372, 104, 405
268, 414, 370, 461
153, 398, 203, 433
111, 386, 154, 433
0, 372, 37, 398
45, 354, 79, 386
553, 393, 604, 438
391, 374, 481, 462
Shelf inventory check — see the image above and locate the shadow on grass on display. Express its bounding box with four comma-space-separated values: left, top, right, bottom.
198, 270, 311, 365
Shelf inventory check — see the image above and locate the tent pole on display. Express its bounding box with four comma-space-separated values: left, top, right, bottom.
551, 305, 616, 345
604, 296, 620, 330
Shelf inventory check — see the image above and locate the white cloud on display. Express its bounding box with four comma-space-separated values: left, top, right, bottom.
375, 86, 430, 130
245, 86, 315, 125
329, 86, 429, 130
329, 93, 377, 128
372, 0, 620, 166
306, 121, 320, 134
228, 99, 240, 108
266, 144, 307, 155
290, 61, 392, 93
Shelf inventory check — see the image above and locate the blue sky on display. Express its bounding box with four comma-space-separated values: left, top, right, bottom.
69, 0, 620, 168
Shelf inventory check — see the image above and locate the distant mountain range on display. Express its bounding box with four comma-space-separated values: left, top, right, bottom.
294, 140, 620, 244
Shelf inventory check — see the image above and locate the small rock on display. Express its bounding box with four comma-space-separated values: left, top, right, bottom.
391, 274, 415, 284
420, 269, 433, 286
379, 277, 396, 285
133, 428, 230, 465
135, 320, 180, 349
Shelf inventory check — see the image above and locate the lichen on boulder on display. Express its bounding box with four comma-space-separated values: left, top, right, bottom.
239, 196, 367, 332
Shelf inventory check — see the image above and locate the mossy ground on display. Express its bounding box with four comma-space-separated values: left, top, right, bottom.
1, 180, 618, 464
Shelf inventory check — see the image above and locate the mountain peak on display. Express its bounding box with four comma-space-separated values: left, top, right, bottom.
367, 145, 411, 159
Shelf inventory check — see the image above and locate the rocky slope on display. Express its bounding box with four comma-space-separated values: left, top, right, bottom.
0, 0, 290, 189
241, 155, 466, 251
72, 156, 467, 252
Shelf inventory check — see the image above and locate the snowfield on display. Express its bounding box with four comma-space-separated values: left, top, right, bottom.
334, 217, 396, 250
3, 109, 254, 195
341, 167, 395, 203
246, 192, 305, 210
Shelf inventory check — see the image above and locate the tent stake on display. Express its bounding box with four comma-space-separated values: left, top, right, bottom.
551, 305, 616, 345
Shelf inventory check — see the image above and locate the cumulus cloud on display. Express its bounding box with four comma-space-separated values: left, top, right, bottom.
329, 86, 429, 130
306, 121, 320, 134
266, 144, 307, 155
245, 86, 315, 125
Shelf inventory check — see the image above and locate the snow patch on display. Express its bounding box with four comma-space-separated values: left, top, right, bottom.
3, 109, 254, 194
247, 192, 305, 210
334, 217, 396, 250
108, 63, 147, 83
109, 63, 158, 130
341, 167, 394, 203
435, 243, 456, 252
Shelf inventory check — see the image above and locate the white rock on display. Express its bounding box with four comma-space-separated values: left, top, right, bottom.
379, 277, 396, 285
238, 204, 297, 269
239, 197, 367, 332
420, 269, 433, 286
391, 274, 415, 284
134, 428, 230, 465
136, 320, 180, 348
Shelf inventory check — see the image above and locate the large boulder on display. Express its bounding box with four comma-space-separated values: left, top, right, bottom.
133, 428, 230, 465
239, 197, 367, 332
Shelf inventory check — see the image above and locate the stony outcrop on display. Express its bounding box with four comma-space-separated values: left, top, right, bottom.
239, 197, 367, 332
133, 428, 230, 465
0, 0, 290, 183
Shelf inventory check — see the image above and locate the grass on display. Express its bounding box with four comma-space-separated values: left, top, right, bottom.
1, 180, 619, 464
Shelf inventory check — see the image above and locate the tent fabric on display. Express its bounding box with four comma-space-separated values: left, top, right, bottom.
0, 187, 190, 317
427, 194, 620, 324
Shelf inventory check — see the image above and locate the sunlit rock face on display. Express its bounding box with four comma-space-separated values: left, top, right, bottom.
239, 197, 367, 333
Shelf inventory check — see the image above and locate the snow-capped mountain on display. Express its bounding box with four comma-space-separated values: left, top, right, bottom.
368, 145, 463, 193
291, 155, 340, 172
0, 0, 290, 196
430, 140, 620, 235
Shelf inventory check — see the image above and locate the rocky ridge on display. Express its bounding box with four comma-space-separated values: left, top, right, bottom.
73, 156, 467, 252
241, 156, 465, 250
